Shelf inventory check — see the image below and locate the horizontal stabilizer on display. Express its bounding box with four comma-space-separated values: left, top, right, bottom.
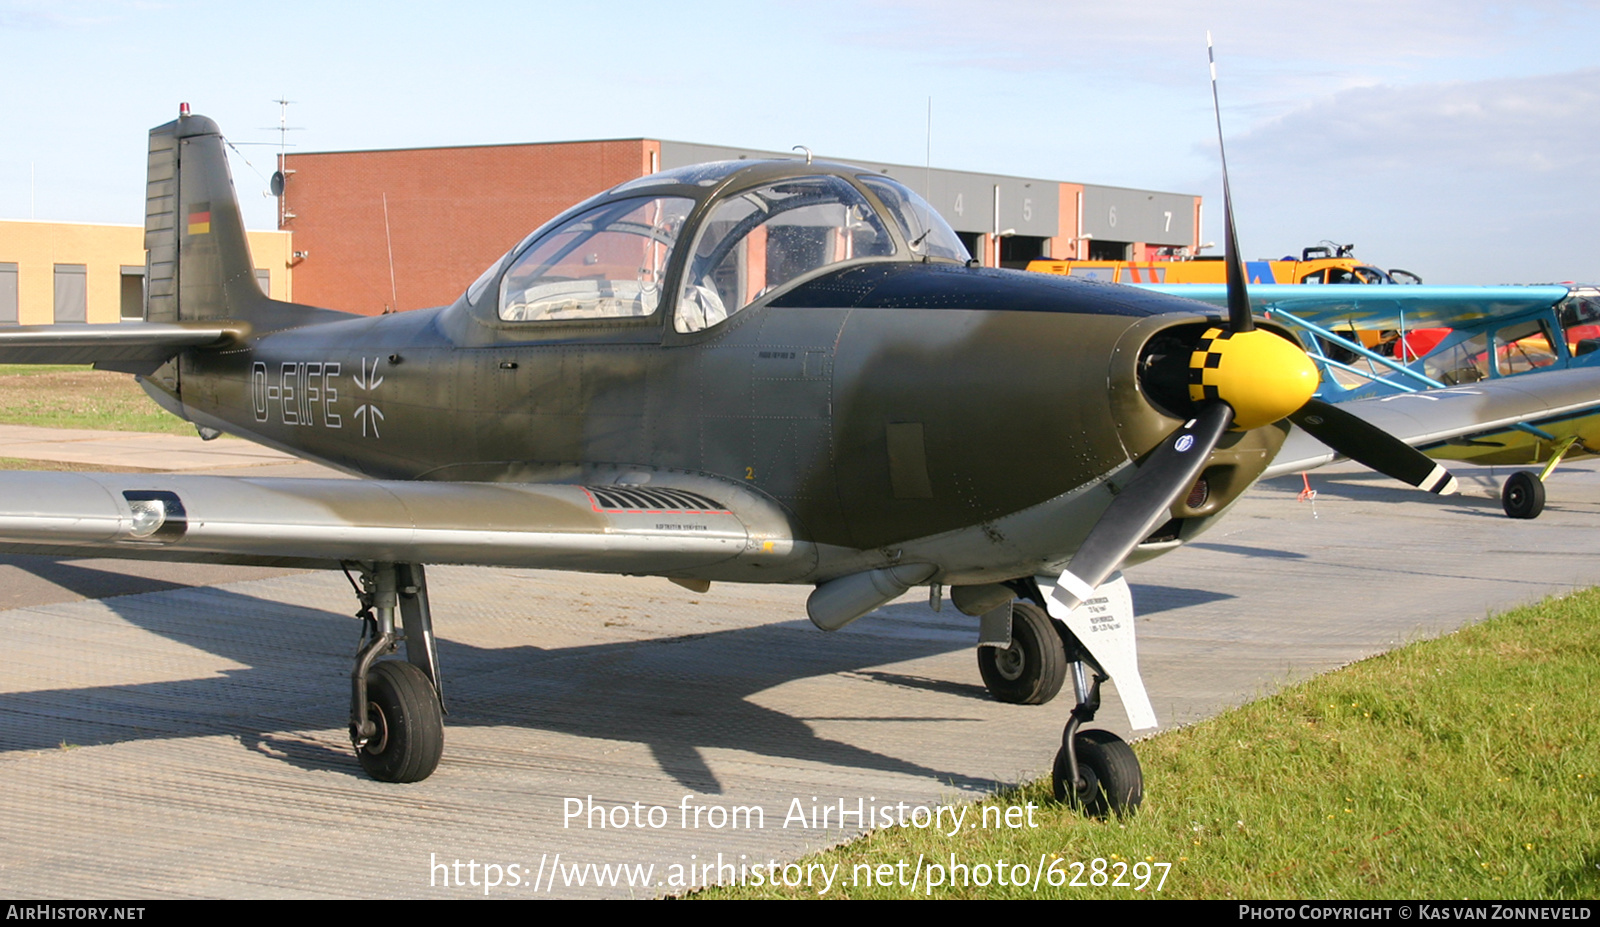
0, 322, 242, 365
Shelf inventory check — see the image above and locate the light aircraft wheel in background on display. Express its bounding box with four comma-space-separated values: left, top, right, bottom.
357, 660, 445, 783
1054, 728, 1143, 817
1501, 470, 1546, 519
976, 601, 1067, 705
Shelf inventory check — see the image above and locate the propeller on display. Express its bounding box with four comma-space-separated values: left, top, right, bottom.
1289, 398, 1457, 495
1048, 34, 1457, 612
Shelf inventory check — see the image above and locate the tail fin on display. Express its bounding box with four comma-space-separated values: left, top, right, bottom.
144, 108, 346, 329
144, 109, 265, 323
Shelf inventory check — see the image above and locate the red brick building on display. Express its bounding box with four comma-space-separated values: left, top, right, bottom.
279, 139, 1199, 315
281, 140, 659, 314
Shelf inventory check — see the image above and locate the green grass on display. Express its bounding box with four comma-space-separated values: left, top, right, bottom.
0, 364, 99, 376
0, 365, 195, 435
703, 590, 1600, 899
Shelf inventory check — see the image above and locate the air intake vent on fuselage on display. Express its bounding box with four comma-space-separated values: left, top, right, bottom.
583, 487, 729, 514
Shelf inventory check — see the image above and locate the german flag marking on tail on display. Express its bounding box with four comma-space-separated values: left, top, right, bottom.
187, 203, 211, 235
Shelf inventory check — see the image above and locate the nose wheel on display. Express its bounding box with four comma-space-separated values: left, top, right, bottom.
1047, 639, 1144, 818
1053, 727, 1143, 817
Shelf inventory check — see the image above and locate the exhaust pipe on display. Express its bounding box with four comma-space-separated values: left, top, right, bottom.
806, 563, 937, 631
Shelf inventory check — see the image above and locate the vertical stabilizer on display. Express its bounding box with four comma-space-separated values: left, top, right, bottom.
144, 110, 269, 323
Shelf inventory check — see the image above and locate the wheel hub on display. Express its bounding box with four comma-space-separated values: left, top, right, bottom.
363, 702, 391, 755
994, 642, 1026, 681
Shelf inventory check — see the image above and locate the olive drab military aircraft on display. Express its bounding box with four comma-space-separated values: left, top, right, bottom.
6, 106, 1600, 816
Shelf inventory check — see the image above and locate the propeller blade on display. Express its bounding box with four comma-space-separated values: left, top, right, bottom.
1208, 32, 1254, 335
1052, 402, 1234, 611
1203, 39, 1453, 498
1290, 398, 1459, 495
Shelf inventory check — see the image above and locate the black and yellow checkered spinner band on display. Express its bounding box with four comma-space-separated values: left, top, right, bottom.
1187, 327, 1229, 402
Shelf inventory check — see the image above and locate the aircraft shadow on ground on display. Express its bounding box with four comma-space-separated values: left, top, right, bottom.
1265, 471, 1600, 519
0, 556, 196, 600
1130, 583, 1234, 615
1, 569, 1020, 793
1184, 542, 1307, 561
1261, 472, 1512, 508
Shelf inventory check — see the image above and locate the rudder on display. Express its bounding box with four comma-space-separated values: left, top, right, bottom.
144, 106, 271, 323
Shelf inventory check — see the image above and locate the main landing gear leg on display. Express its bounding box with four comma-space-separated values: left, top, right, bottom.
1051, 653, 1143, 817
346, 562, 445, 783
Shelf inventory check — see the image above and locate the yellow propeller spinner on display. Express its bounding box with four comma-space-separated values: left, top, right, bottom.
1188, 327, 1319, 430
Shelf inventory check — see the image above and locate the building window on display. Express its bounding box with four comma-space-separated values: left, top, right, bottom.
999, 234, 1048, 270
255, 268, 270, 296
1088, 239, 1131, 261
0, 263, 16, 324
120, 266, 145, 321
54, 264, 87, 323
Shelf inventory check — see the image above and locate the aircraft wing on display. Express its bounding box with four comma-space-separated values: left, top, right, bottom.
0, 322, 243, 365
1140, 283, 1572, 330
1264, 364, 1600, 479
0, 471, 809, 577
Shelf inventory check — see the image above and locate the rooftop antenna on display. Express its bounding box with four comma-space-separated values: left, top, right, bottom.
918, 96, 934, 260
383, 192, 398, 312
266, 97, 302, 226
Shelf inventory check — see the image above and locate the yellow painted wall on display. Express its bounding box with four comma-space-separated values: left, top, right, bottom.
0, 220, 292, 324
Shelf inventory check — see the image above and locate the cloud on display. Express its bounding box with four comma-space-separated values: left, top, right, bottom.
1213, 70, 1600, 283
0, 0, 161, 29
1231, 69, 1600, 175
850, 0, 1574, 77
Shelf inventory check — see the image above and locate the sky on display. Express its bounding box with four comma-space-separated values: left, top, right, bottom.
2, 0, 1598, 284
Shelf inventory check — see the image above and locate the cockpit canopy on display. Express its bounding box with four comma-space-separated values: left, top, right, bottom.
464, 160, 969, 332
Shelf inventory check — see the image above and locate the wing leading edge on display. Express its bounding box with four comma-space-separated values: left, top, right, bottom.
0, 472, 811, 579
1264, 364, 1600, 479
1139, 283, 1572, 330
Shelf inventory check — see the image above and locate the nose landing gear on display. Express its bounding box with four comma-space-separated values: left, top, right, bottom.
1050, 660, 1143, 817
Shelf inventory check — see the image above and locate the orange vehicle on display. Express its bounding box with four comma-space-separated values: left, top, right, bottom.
1026, 243, 1421, 286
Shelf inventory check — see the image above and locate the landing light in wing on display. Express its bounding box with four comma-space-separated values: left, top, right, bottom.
127, 499, 167, 538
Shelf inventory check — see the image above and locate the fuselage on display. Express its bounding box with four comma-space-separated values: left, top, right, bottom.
164, 273, 1279, 560
151, 158, 1287, 582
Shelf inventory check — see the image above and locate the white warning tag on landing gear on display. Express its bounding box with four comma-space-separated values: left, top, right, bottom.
1036, 571, 1157, 731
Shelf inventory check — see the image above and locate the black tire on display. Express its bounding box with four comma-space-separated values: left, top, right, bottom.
357, 660, 444, 783
1053, 729, 1142, 817
977, 601, 1067, 705
1502, 470, 1546, 520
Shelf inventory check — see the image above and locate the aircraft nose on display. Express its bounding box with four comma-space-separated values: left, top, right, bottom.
1186, 327, 1318, 429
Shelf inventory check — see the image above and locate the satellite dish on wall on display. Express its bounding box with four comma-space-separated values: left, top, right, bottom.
270, 171, 285, 196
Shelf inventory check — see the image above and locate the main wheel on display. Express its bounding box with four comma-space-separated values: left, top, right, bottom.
1053, 729, 1142, 817
357, 660, 444, 783
977, 601, 1067, 704
1502, 470, 1546, 519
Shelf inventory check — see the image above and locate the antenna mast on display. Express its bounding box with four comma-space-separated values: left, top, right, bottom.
268, 97, 302, 228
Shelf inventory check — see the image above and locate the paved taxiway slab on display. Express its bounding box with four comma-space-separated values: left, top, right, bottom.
3, 459, 1599, 897
0, 424, 299, 471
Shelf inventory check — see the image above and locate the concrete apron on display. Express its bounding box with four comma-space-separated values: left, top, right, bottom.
0, 459, 1594, 897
